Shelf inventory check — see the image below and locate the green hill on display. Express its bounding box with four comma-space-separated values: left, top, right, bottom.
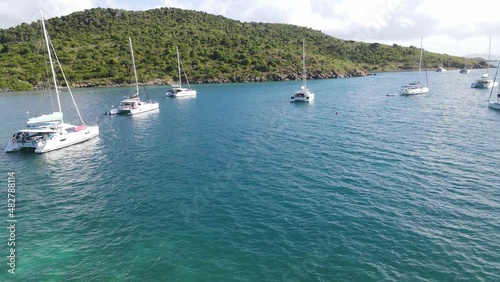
0, 7, 481, 91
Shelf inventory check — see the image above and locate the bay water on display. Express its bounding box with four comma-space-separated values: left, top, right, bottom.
0, 70, 499, 281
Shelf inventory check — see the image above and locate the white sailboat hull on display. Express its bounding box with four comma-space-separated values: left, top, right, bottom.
471, 80, 498, 89
117, 102, 159, 115
291, 91, 315, 102
167, 88, 197, 98
5, 125, 99, 153
488, 101, 500, 110
400, 86, 429, 95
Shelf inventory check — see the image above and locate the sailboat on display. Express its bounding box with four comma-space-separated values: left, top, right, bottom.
108, 37, 159, 115
488, 59, 500, 110
400, 37, 429, 95
166, 46, 197, 98
5, 11, 99, 153
471, 36, 498, 89
290, 39, 315, 102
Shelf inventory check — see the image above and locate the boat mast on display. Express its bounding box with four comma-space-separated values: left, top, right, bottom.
418, 37, 423, 83
40, 10, 63, 119
302, 39, 306, 88
176, 46, 182, 87
487, 36, 491, 76
129, 37, 139, 96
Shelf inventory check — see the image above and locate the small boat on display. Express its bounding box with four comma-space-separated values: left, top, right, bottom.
489, 99, 500, 110
459, 68, 470, 74
5, 11, 99, 153
166, 46, 196, 98
110, 38, 159, 115
386, 93, 397, 97
436, 66, 446, 72
291, 40, 315, 102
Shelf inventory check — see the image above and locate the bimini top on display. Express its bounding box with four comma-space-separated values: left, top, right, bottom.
27, 112, 63, 125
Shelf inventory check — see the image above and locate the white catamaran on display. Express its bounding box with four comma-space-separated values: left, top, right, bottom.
290, 39, 315, 102
400, 37, 429, 95
471, 36, 498, 89
166, 46, 197, 98
107, 37, 159, 115
5, 11, 99, 154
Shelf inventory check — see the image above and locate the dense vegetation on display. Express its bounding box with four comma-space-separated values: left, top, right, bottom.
0, 8, 481, 91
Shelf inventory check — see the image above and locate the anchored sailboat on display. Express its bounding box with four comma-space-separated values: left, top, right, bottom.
107, 37, 159, 115
290, 39, 315, 102
472, 36, 498, 89
166, 46, 197, 98
400, 37, 429, 95
488, 59, 500, 110
5, 11, 99, 153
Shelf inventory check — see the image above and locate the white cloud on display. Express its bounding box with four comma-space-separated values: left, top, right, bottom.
0, 0, 93, 28
2, 0, 500, 56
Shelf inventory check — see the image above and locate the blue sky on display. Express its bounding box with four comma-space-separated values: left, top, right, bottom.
1, 0, 500, 57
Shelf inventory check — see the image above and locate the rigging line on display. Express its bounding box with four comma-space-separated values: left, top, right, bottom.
179, 58, 192, 90
35, 19, 56, 113
488, 59, 500, 101
142, 84, 151, 103
422, 50, 429, 87
48, 34, 85, 124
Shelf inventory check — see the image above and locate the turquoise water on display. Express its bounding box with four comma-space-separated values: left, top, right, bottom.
0, 70, 499, 281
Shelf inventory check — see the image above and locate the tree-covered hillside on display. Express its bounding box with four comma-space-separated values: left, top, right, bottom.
0, 8, 480, 91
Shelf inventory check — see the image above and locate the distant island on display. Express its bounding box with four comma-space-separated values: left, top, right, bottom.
0, 7, 484, 91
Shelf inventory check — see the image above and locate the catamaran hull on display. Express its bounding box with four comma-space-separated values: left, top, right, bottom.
400, 87, 429, 95
291, 93, 315, 102
291, 96, 314, 102
471, 81, 498, 89
117, 103, 159, 115
173, 90, 197, 98
166, 88, 197, 98
488, 101, 500, 110
5, 126, 99, 153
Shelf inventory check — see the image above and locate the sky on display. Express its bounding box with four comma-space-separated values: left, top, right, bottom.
1, 0, 500, 57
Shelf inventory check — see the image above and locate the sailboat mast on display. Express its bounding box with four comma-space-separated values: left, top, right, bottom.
487, 36, 491, 75
302, 39, 306, 88
176, 46, 182, 87
40, 10, 62, 116
418, 37, 423, 83
129, 37, 139, 95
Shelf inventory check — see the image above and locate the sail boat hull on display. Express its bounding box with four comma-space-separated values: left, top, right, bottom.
5, 125, 99, 153
166, 88, 197, 98
400, 85, 429, 95
291, 89, 315, 102
488, 101, 500, 110
471, 80, 498, 89
115, 99, 159, 115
